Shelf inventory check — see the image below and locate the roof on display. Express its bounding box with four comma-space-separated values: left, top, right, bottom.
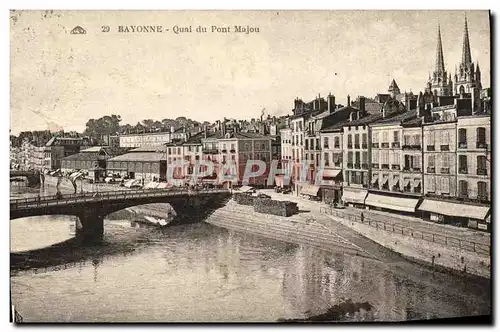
130, 146, 165, 152
61, 152, 101, 161
107, 152, 166, 162
371, 109, 418, 126
351, 97, 383, 114
80, 146, 106, 153
322, 110, 382, 131
388, 79, 400, 91
45, 136, 85, 147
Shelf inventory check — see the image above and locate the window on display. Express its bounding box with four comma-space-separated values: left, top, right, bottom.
347, 134, 352, 148
372, 132, 379, 143
477, 181, 488, 199
458, 128, 467, 148
334, 137, 340, 148
393, 131, 399, 142
323, 137, 329, 149
459, 180, 468, 197
362, 151, 368, 168
427, 131, 435, 149
354, 134, 360, 148
372, 150, 379, 164
427, 155, 435, 172
382, 132, 388, 143
459, 155, 468, 173
427, 176, 435, 192
324, 152, 330, 166
477, 127, 486, 148
316, 139, 320, 150
347, 151, 353, 165
305, 139, 309, 150
477, 156, 487, 175
355, 151, 361, 167
441, 177, 450, 194
362, 133, 368, 148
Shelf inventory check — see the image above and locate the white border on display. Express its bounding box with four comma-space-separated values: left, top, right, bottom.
2, 1, 497, 330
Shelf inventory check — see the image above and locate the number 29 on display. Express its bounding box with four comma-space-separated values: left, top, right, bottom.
101, 26, 110, 32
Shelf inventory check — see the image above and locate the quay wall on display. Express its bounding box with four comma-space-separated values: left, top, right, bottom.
323, 213, 491, 279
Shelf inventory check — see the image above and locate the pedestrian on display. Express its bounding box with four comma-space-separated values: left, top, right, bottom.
360, 212, 364, 223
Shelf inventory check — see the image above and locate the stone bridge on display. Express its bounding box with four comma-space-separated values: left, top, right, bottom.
10, 188, 232, 245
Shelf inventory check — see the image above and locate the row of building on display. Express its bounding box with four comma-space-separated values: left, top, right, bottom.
11, 17, 491, 231
279, 17, 490, 231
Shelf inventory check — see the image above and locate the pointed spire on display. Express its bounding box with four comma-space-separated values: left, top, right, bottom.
435, 23, 445, 75
461, 14, 472, 65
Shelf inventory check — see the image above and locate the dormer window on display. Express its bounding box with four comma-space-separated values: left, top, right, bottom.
225, 133, 231, 139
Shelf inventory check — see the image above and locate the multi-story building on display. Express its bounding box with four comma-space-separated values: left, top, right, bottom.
118, 127, 189, 148
366, 107, 423, 215
44, 136, 90, 170
280, 128, 293, 165
106, 146, 167, 181
318, 103, 358, 204
418, 94, 491, 230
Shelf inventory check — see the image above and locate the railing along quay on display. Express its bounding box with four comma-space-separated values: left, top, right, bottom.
320, 206, 490, 256
10, 188, 231, 210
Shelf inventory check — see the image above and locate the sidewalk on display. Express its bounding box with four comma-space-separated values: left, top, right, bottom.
260, 189, 490, 246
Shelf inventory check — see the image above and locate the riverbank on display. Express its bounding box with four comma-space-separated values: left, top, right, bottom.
260, 190, 491, 279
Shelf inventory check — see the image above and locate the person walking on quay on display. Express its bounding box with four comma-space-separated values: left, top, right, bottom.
360, 212, 365, 223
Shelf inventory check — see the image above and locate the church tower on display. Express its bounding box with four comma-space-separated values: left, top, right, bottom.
455, 15, 482, 95
388, 79, 401, 98
427, 24, 452, 97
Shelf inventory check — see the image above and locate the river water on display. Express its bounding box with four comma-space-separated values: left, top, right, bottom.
10, 184, 491, 322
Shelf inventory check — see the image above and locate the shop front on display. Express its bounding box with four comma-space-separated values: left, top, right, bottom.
300, 183, 321, 200
341, 187, 368, 208
417, 198, 490, 231
320, 169, 342, 205
364, 193, 420, 215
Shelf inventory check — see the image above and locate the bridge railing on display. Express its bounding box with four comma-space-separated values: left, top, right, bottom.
10, 187, 231, 210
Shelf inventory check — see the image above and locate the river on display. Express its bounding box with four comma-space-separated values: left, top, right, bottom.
10, 184, 491, 322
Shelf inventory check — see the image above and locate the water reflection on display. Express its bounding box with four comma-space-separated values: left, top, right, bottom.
10, 208, 491, 322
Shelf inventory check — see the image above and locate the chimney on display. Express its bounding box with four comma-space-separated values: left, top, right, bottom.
359, 96, 366, 114
327, 93, 336, 113
221, 123, 226, 137
347, 95, 351, 106
349, 112, 355, 122
471, 88, 479, 114
170, 126, 175, 133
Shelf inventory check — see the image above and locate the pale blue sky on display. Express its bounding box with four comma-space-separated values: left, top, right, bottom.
10, 10, 490, 135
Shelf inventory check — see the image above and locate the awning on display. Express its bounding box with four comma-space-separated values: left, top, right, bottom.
371, 173, 379, 184
301, 184, 320, 196
418, 199, 490, 220
393, 176, 400, 185
322, 169, 341, 179
381, 175, 389, 185
414, 178, 421, 187
403, 178, 411, 186
365, 193, 420, 213
342, 188, 368, 204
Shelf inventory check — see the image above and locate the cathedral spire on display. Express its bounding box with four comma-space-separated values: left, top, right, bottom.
435, 24, 445, 75
461, 14, 472, 66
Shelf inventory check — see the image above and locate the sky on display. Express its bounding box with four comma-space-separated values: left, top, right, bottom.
9, 10, 491, 135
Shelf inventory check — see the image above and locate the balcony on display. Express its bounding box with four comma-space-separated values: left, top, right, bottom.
458, 168, 468, 174
477, 168, 487, 176
403, 144, 421, 150
372, 163, 379, 169
458, 142, 467, 149
440, 145, 450, 151
427, 167, 435, 173
381, 164, 389, 169
391, 142, 400, 148
230, 149, 236, 153
362, 163, 368, 169
440, 167, 450, 174
347, 162, 353, 168
354, 163, 361, 169
202, 148, 218, 154
476, 142, 487, 149
334, 162, 341, 167
372, 143, 379, 148
426, 145, 435, 151
381, 143, 390, 148
391, 164, 400, 170
477, 194, 489, 202
362, 143, 368, 149
347, 144, 353, 149
334, 145, 340, 149
354, 144, 360, 149
323, 145, 329, 149
221, 149, 228, 153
